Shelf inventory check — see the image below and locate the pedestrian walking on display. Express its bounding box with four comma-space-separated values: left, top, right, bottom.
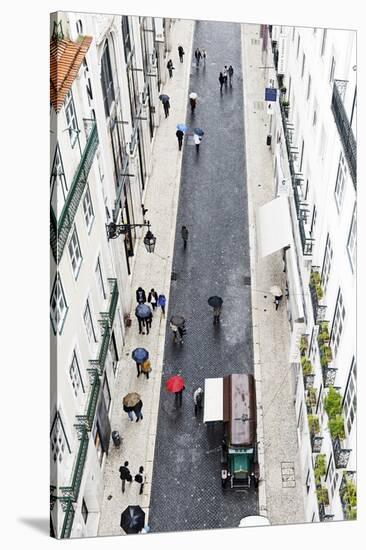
178, 45, 185, 62
219, 72, 225, 93
176, 129, 184, 151
145, 309, 153, 335
136, 286, 146, 304
167, 59, 174, 78
189, 97, 196, 113
177, 324, 186, 344
123, 403, 137, 421
202, 49, 207, 66
162, 98, 170, 118
133, 399, 144, 422
141, 359, 151, 380
148, 288, 158, 310
181, 225, 189, 249
135, 360, 142, 377
135, 312, 146, 335
223, 65, 228, 87
193, 387, 204, 417
274, 294, 283, 310
134, 466, 145, 495
194, 48, 202, 67
175, 385, 185, 407
228, 65, 234, 86
119, 461, 133, 493
194, 132, 202, 153
158, 293, 166, 315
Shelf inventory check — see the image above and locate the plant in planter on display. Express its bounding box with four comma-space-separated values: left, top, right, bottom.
308, 414, 320, 434
299, 335, 308, 356
318, 322, 330, 344
314, 454, 326, 485
307, 387, 317, 408
301, 356, 313, 376
310, 270, 324, 300
324, 386, 342, 417
320, 344, 333, 366
316, 485, 329, 505
328, 414, 346, 440
340, 479, 357, 520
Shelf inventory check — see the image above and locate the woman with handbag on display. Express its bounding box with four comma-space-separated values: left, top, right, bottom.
141, 359, 152, 380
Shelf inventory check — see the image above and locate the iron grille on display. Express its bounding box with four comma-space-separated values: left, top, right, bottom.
331, 81, 356, 188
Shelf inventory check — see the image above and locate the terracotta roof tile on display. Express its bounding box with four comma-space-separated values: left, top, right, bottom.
50, 35, 93, 113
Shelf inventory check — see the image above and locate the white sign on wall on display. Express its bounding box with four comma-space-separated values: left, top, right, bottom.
278, 33, 287, 75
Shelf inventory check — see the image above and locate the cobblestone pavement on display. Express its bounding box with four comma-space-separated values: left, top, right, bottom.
149, 19, 258, 534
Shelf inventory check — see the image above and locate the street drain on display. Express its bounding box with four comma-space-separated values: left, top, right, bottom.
244, 276, 251, 286
171, 271, 178, 281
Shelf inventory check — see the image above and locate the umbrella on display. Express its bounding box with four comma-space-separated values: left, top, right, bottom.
123, 392, 141, 408
189, 92, 198, 99
120, 505, 145, 534
159, 94, 170, 102
176, 123, 188, 132
208, 296, 223, 308
132, 348, 149, 363
270, 286, 282, 297
135, 303, 152, 319
169, 314, 185, 327
193, 127, 204, 136
166, 375, 185, 393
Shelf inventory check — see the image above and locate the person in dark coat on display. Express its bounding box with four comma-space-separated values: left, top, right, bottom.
162, 98, 170, 118
223, 65, 228, 87
119, 461, 133, 493
135, 359, 142, 377
178, 45, 185, 62
228, 65, 234, 86
181, 225, 189, 249
135, 311, 146, 335
158, 294, 166, 315
167, 59, 174, 78
176, 129, 184, 151
175, 385, 185, 407
189, 97, 196, 113
136, 287, 146, 304
194, 48, 202, 67
219, 72, 225, 93
133, 399, 144, 422
148, 288, 158, 310
134, 466, 145, 494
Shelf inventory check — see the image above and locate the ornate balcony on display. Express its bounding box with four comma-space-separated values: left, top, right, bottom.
322, 366, 338, 388
333, 437, 352, 469
311, 434, 323, 453
309, 268, 327, 324
54, 122, 99, 264
318, 503, 334, 522
60, 498, 75, 539
331, 80, 356, 188
298, 215, 314, 256
60, 428, 89, 503
100, 278, 119, 327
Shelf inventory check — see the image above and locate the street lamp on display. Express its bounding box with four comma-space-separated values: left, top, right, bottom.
106, 220, 156, 253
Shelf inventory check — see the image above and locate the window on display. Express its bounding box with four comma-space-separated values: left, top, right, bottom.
330, 289, 346, 358
121, 16, 132, 63
299, 139, 304, 172
82, 499, 88, 524
83, 299, 97, 344
103, 376, 111, 413
82, 187, 94, 232
50, 146, 68, 216
301, 54, 306, 78
321, 29, 327, 56
329, 56, 336, 83
76, 20, 83, 34
296, 35, 300, 59
68, 227, 82, 278
95, 256, 107, 300
93, 422, 104, 466
292, 27, 296, 41
346, 205, 356, 272
334, 153, 347, 212
50, 412, 71, 464
306, 469, 311, 494
310, 205, 317, 235
343, 358, 356, 434
50, 275, 68, 334
326, 455, 338, 499
100, 40, 115, 117
69, 350, 85, 398
312, 98, 318, 126
307, 74, 312, 100
64, 90, 79, 147
321, 235, 333, 294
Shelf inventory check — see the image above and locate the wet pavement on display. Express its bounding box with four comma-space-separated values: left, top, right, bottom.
149, 19, 258, 533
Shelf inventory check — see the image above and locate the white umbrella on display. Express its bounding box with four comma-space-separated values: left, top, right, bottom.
189, 92, 198, 99
270, 285, 282, 297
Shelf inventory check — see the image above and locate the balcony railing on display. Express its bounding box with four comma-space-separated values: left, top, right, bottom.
331, 80, 356, 188
318, 503, 334, 522
321, 366, 338, 387
311, 434, 323, 453
332, 437, 352, 469
309, 281, 327, 324
50, 207, 58, 263
55, 122, 99, 264
105, 278, 119, 326
60, 498, 75, 539
298, 214, 314, 256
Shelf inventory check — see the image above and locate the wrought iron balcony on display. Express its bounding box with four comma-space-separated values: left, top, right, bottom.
50, 207, 58, 263
311, 434, 323, 453
331, 80, 356, 188
89, 322, 110, 376
100, 278, 119, 327
309, 284, 327, 324
60, 428, 89, 503
321, 366, 337, 388
55, 122, 99, 264
304, 373, 315, 390
318, 503, 334, 522
332, 437, 352, 469
60, 498, 75, 539
298, 215, 314, 256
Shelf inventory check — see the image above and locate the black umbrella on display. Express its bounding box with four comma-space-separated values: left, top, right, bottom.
120, 505, 145, 534
193, 127, 204, 136
208, 296, 223, 308
169, 315, 185, 327
135, 304, 152, 319
159, 94, 170, 102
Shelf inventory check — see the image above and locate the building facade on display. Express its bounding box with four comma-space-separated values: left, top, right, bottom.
264, 24, 356, 522
50, 12, 172, 538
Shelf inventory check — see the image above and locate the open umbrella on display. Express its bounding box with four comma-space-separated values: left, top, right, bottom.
169, 315, 185, 327
176, 123, 188, 132
208, 296, 223, 308
166, 375, 185, 393
135, 303, 152, 319
189, 92, 198, 99
270, 286, 282, 297
123, 392, 141, 408
193, 128, 204, 136
132, 348, 149, 363
159, 94, 170, 102
120, 505, 145, 534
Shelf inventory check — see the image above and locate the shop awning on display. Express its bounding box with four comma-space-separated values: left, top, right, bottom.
257, 196, 292, 258
203, 378, 223, 423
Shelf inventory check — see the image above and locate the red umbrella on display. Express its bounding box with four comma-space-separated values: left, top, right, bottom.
166, 375, 185, 393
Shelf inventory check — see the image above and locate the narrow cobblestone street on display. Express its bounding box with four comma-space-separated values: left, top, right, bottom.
149, 20, 258, 533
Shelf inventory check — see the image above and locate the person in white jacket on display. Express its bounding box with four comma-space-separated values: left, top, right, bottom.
194, 132, 202, 153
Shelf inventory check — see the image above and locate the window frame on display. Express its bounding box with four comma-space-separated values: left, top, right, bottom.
334, 152, 347, 212
81, 499, 89, 524
64, 90, 79, 148
50, 145, 68, 217
301, 53, 306, 78
95, 256, 107, 300
343, 357, 356, 435
321, 29, 327, 56
346, 204, 356, 272
83, 299, 98, 344
69, 350, 85, 399
68, 226, 83, 279
321, 234, 333, 295
329, 56, 336, 84
100, 40, 115, 118
50, 274, 68, 335
50, 411, 71, 465
307, 74, 312, 100
82, 186, 94, 233
330, 289, 346, 358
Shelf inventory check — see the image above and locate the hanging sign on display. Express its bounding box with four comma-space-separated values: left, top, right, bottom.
265, 87, 277, 102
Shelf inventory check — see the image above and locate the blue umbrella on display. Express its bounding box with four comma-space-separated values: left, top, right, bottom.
135, 303, 152, 319
132, 348, 149, 363
193, 128, 204, 136
176, 123, 188, 132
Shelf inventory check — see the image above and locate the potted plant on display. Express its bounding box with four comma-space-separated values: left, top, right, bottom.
328, 414, 346, 440
314, 454, 326, 485
316, 485, 329, 506
299, 335, 308, 356
307, 387, 317, 409
310, 270, 324, 300
340, 478, 357, 520
324, 386, 342, 417
301, 356, 313, 376
308, 414, 320, 434
320, 344, 333, 366
318, 322, 330, 344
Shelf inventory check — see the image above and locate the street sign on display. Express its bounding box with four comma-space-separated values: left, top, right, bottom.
265, 87, 277, 102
